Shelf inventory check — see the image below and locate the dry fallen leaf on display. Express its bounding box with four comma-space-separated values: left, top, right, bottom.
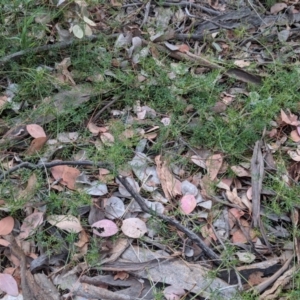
121, 218, 147, 238
155, 155, 181, 200
47, 215, 82, 233
26, 124, 46, 138
51, 165, 80, 190
19, 212, 44, 239
0, 216, 14, 235
100, 132, 115, 145
231, 165, 251, 177
281, 109, 300, 126
104, 196, 125, 219
234, 60, 251, 68
270, 2, 287, 14
17, 173, 38, 200
190, 155, 206, 169
226, 188, 245, 208
206, 154, 223, 181
25, 137, 47, 155
216, 178, 233, 190
74, 229, 89, 248
290, 130, 300, 142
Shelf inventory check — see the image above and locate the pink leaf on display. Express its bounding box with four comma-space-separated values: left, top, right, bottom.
26, 124, 46, 138
121, 218, 147, 238
92, 219, 118, 237
180, 195, 197, 214
0, 216, 14, 235
19, 212, 43, 239
0, 273, 18, 296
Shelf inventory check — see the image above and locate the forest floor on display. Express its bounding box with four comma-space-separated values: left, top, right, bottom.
1, 0, 300, 299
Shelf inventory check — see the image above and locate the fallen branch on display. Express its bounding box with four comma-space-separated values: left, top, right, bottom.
252, 256, 293, 294
251, 140, 272, 252
117, 175, 221, 265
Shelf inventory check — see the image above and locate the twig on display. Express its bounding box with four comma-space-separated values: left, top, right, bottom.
158, 1, 221, 16
141, 1, 151, 28
0, 160, 112, 180
92, 95, 120, 122
117, 175, 221, 265
251, 256, 293, 293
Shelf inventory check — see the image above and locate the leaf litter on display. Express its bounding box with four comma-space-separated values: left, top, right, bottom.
1, 0, 300, 299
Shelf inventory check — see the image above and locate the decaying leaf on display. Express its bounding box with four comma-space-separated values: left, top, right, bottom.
206, 154, 223, 181
19, 212, 44, 239
231, 165, 251, 177
190, 155, 206, 169
25, 137, 47, 155
155, 155, 181, 200
51, 165, 80, 190
226, 188, 245, 208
